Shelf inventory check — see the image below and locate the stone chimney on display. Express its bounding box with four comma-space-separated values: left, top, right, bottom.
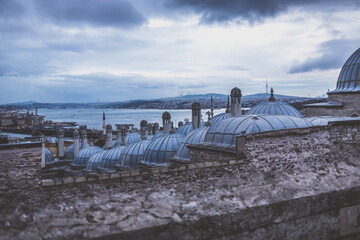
102, 111, 106, 135
178, 121, 184, 128
106, 124, 113, 149
39, 133, 45, 168
116, 124, 121, 140
147, 122, 153, 135
162, 112, 171, 134
57, 129, 64, 159
73, 130, 80, 158
140, 120, 148, 140
80, 129, 88, 149
230, 87, 242, 117
153, 122, 159, 135
192, 102, 201, 130
120, 125, 128, 146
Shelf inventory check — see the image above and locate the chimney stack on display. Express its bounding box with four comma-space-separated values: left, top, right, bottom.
73, 130, 80, 158
120, 125, 128, 146
140, 120, 148, 140
102, 111, 106, 135
153, 122, 159, 135
192, 102, 201, 130
106, 124, 113, 149
116, 124, 121, 140
162, 112, 171, 134
80, 129, 88, 149
57, 129, 64, 159
230, 87, 242, 117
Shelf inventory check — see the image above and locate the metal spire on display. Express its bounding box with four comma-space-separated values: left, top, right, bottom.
225, 94, 230, 113
269, 88, 276, 101
210, 94, 214, 118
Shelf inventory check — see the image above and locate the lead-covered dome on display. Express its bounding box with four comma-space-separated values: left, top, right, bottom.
140, 133, 183, 167
172, 127, 209, 163
332, 48, 360, 93
44, 148, 55, 165
246, 89, 303, 118
98, 146, 125, 173
71, 146, 103, 168
177, 122, 205, 136
212, 112, 231, 124
64, 143, 86, 161
204, 115, 313, 147
115, 140, 151, 170
83, 151, 107, 175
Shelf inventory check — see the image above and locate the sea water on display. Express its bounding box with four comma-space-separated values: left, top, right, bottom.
37, 108, 228, 130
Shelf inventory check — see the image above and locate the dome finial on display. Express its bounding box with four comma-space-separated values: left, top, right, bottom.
269, 88, 276, 101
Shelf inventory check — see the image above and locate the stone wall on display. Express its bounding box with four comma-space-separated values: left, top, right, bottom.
188, 146, 238, 163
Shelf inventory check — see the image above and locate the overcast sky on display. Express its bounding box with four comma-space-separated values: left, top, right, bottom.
0, 0, 359, 103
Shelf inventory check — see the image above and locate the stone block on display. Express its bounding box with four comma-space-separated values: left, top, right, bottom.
110, 173, 120, 179
229, 160, 237, 165
42, 179, 55, 187
340, 204, 360, 237
213, 161, 221, 167
187, 164, 196, 170
130, 170, 140, 176
159, 166, 169, 173
150, 168, 160, 174
75, 176, 86, 183
178, 165, 186, 171
62, 177, 74, 184
204, 162, 213, 168
196, 163, 205, 168
98, 174, 110, 180
120, 171, 130, 178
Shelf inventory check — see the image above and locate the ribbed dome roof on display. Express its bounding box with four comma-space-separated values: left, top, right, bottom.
72, 146, 103, 168
246, 89, 303, 118
44, 148, 55, 164
83, 151, 107, 175
332, 48, 360, 93
212, 112, 231, 124
172, 127, 209, 163
115, 140, 151, 170
98, 146, 125, 173
64, 143, 86, 161
177, 122, 205, 136
204, 115, 313, 147
140, 133, 183, 167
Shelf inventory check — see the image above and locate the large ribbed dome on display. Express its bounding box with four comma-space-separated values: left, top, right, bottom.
71, 146, 103, 168
246, 89, 303, 118
140, 133, 183, 167
98, 146, 125, 173
44, 148, 55, 165
64, 143, 86, 161
177, 122, 205, 136
172, 127, 209, 163
115, 140, 151, 170
204, 115, 313, 147
84, 151, 107, 175
332, 48, 360, 93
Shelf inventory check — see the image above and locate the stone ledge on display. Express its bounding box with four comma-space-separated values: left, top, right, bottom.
42, 179, 55, 187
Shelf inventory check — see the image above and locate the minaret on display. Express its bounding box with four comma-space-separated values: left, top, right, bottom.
73, 130, 80, 158
102, 111, 106, 135
210, 94, 214, 118
192, 102, 201, 130
162, 112, 171, 134
106, 124, 113, 149
140, 120, 148, 140
230, 87, 242, 117
269, 88, 276, 101
80, 129, 88, 149
226, 94, 231, 113
57, 129, 64, 159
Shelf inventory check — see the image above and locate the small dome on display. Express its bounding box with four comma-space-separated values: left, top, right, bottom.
44, 148, 55, 164
84, 151, 107, 175
172, 127, 209, 163
127, 132, 141, 144
64, 143, 86, 161
212, 112, 231, 124
72, 146, 103, 168
140, 133, 183, 167
332, 48, 360, 93
115, 140, 151, 170
231, 87, 242, 96
177, 122, 205, 136
205, 115, 313, 147
98, 146, 125, 173
246, 89, 303, 118
162, 111, 171, 119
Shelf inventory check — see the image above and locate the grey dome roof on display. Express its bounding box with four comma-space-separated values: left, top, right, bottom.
246, 101, 303, 118
212, 112, 231, 124
332, 48, 360, 93
98, 146, 125, 173
115, 140, 151, 170
64, 143, 86, 161
140, 133, 183, 167
83, 151, 107, 175
44, 148, 55, 164
204, 115, 313, 147
152, 131, 164, 141
71, 146, 103, 168
172, 127, 209, 163
177, 122, 205, 136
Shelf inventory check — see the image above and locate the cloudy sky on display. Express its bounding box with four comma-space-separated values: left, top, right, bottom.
0, 0, 359, 103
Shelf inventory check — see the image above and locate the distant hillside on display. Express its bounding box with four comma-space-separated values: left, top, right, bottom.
1, 93, 317, 110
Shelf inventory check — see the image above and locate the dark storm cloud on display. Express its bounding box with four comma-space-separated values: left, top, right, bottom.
34, 0, 146, 27
288, 40, 359, 74
165, 0, 360, 24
